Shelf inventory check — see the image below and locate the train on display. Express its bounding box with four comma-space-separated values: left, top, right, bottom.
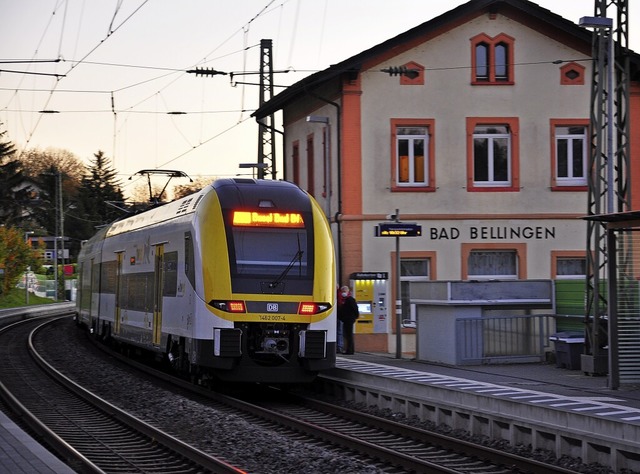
76, 178, 336, 384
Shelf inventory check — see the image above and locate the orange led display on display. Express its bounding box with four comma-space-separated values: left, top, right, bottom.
233, 211, 304, 228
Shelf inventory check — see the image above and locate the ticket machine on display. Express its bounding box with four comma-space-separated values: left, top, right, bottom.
349, 272, 388, 334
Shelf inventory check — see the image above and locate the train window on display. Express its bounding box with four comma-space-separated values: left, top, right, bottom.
163, 251, 178, 297
184, 232, 196, 289
231, 227, 309, 277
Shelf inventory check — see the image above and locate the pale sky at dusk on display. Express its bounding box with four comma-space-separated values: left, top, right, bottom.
1, 0, 637, 197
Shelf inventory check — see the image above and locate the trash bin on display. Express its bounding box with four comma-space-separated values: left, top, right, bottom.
550, 331, 584, 370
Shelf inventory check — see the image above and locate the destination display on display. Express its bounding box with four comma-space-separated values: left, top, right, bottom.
233, 211, 305, 228
375, 223, 422, 237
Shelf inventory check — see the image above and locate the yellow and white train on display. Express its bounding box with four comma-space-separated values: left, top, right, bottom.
76, 178, 336, 383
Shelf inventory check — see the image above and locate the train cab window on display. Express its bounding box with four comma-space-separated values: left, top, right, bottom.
226, 210, 314, 294
233, 227, 308, 277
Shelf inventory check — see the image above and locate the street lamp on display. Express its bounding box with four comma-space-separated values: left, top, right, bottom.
306, 115, 331, 220
238, 163, 267, 179
579, 15, 614, 213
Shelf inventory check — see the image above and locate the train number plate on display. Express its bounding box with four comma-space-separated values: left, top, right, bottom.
267, 303, 279, 312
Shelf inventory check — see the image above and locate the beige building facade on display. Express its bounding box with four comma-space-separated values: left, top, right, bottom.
254, 0, 640, 355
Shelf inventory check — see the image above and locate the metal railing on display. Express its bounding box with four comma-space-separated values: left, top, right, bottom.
455, 314, 555, 364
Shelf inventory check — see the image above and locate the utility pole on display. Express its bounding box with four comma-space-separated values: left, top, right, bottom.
582, 0, 630, 376
257, 39, 276, 179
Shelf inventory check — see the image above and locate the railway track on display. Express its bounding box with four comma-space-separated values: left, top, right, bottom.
0, 315, 243, 474
198, 387, 580, 474
7, 313, 584, 473
68, 319, 580, 473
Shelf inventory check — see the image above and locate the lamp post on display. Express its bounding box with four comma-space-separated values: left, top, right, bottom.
238, 163, 268, 179
306, 115, 331, 220
24, 231, 34, 305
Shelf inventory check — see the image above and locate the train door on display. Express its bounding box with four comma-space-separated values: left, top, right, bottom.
152, 244, 165, 346
114, 252, 123, 335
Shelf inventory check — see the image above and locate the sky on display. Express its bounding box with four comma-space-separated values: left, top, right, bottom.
1, 0, 638, 198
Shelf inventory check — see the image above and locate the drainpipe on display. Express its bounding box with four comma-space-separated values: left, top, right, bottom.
303, 87, 343, 284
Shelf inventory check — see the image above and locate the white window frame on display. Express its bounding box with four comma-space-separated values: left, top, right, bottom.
472, 125, 511, 187
396, 127, 428, 187
555, 126, 587, 186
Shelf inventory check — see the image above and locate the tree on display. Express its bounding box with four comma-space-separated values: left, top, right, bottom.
0, 226, 40, 296
173, 177, 213, 199
77, 150, 126, 232
18, 147, 84, 184
17, 147, 85, 238
0, 122, 28, 226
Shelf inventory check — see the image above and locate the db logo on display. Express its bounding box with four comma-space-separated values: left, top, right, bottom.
267, 303, 279, 312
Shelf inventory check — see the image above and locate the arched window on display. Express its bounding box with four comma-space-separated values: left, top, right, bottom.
470, 33, 514, 84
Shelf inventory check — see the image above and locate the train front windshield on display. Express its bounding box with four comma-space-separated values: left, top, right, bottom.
227, 210, 314, 294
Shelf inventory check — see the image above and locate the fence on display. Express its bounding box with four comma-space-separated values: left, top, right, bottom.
455, 314, 556, 364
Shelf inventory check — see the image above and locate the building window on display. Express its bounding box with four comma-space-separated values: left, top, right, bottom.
473, 125, 510, 184
400, 61, 425, 86
468, 250, 517, 279
466, 117, 519, 192
392, 251, 436, 330
400, 258, 430, 327
556, 258, 587, 278
560, 62, 585, 85
551, 251, 587, 279
470, 33, 514, 84
306, 134, 314, 197
550, 119, 589, 189
292, 141, 300, 185
391, 119, 435, 192
462, 243, 526, 279
398, 127, 426, 185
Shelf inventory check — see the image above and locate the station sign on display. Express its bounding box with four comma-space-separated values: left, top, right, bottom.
374, 223, 422, 237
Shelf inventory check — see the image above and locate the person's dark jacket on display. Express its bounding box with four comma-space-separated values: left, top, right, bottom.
338, 296, 359, 324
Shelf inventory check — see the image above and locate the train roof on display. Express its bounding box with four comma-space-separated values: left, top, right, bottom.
106, 185, 211, 238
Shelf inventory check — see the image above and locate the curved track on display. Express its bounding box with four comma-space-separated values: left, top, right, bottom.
74, 318, 579, 473
0, 314, 243, 474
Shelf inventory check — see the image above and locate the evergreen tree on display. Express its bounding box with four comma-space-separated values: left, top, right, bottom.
78, 150, 126, 231
0, 123, 28, 226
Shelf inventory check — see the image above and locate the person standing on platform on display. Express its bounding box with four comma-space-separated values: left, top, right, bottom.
337, 285, 359, 354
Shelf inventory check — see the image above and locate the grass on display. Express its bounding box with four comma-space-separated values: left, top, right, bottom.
0, 287, 58, 309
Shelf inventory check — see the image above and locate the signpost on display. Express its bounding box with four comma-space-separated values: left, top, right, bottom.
374, 210, 422, 359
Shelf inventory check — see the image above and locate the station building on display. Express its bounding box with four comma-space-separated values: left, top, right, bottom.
254, 0, 640, 356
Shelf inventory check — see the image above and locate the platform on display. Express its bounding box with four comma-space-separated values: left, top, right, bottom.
341, 351, 640, 410
0, 411, 76, 473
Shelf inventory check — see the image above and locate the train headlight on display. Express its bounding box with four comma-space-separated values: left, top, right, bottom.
298, 302, 331, 315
